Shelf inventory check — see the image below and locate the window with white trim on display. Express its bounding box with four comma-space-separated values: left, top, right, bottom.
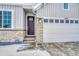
0, 11, 12, 28
64, 3, 68, 9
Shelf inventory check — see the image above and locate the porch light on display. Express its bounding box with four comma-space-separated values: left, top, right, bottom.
38, 18, 42, 23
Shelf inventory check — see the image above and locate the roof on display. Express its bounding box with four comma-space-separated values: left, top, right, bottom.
0, 3, 43, 11
0, 3, 37, 8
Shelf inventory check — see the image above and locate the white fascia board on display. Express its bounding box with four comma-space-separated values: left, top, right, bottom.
33, 3, 43, 11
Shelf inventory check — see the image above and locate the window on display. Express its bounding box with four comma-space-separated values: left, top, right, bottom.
60, 19, 64, 23
0, 11, 2, 28
55, 19, 59, 23
65, 20, 69, 23
70, 20, 74, 23
49, 19, 53, 23
3, 11, 11, 28
0, 11, 12, 28
44, 19, 48, 23
64, 3, 68, 9
75, 20, 78, 24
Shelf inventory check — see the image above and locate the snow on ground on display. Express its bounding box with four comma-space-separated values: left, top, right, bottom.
1, 42, 79, 56
0, 44, 50, 56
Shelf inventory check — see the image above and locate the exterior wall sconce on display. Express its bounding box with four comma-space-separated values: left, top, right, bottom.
38, 18, 42, 23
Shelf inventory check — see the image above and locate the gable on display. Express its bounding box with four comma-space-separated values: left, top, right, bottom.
36, 3, 79, 18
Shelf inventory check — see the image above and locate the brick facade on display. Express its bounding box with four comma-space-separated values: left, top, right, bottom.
0, 31, 24, 42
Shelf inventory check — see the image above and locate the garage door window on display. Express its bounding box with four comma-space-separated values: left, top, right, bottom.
70, 20, 74, 23
49, 19, 53, 23
44, 19, 48, 23
55, 19, 59, 23
75, 20, 78, 24
65, 20, 69, 23
60, 20, 64, 23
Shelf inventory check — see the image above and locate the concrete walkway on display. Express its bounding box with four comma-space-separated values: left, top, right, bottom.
0, 44, 50, 56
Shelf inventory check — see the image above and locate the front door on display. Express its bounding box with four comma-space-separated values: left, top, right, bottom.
27, 16, 35, 35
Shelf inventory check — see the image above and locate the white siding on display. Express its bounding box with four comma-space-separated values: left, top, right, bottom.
36, 3, 79, 18
0, 4, 24, 29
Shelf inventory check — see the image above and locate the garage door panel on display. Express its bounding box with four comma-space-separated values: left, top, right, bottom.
44, 30, 79, 34
44, 34, 79, 38
43, 19, 79, 42
44, 24, 79, 28
43, 38, 79, 42
44, 26, 79, 29
43, 35, 79, 42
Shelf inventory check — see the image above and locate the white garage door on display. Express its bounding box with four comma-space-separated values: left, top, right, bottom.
43, 18, 79, 43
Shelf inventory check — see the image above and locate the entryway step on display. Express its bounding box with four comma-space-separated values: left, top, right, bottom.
24, 38, 35, 41
23, 38, 36, 44
23, 38, 36, 48
23, 40, 35, 43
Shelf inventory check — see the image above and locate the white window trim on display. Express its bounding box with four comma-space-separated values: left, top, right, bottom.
0, 9, 14, 29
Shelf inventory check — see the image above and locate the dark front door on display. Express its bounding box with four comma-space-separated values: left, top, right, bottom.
27, 16, 35, 35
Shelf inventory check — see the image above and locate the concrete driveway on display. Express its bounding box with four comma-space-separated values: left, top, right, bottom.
0, 44, 50, 56
44, 42, 79, 56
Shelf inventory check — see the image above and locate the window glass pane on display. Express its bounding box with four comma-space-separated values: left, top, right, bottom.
8, 11, 11, 16
0, 19, 2, 23
60, 19, 64, 23
0, 24, 1, 27
0, 11, 2, 28
65, 20, 69, 23
70, 20, 74, 23
8, 16, 11, 19
3, 11, 12, 28
55, 19, 59, 23
0, 16, 2, 20
7, 23, 11, 28
0, 20, 2, 28
3, 11, 7, 16
3, 20, 7, 24
3, 23, 11, 28
75, 20, 78, 24
3, 16, 7, 20
64, 3, 68, 9
3, 23, 8, 28
0, 11, 2, 16
49, 19, 53, 23
44, 19, 48, 23
8, 20, 11, 23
